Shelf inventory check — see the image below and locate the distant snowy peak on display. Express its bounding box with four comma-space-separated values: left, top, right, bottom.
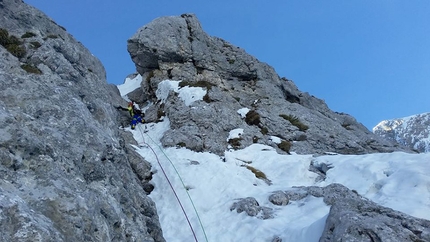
373, 112, 430, 152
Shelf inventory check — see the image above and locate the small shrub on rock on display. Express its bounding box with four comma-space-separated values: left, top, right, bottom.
245, 110, 260, 126
7, 44, 27, 58
21, 64, 42, 74
30, 41, 41, 49
242, 165, 267, 180
45, 34, 58, 39
278, 140, 291, 154
242, 165, 272, 185
0, 28, 9, 45
203, 93, 212, 103
260, 126, 268, 135
279, 114, 308, 131
228, 138, 242, 149
178, 81, 191, 87
0, 28, 27, 58
8, 35, 21, 45
179, 80, 215, 90
146, 70, 155, 83
157, 106, 165, 120
21, 32, 36, 38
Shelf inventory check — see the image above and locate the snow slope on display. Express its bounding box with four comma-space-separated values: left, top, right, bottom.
120, 79, 430, 242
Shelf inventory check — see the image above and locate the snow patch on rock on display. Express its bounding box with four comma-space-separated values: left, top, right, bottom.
156, 80, 207, 106
227, 128, 244, 141
117, 74, 142, 96
237, 108, 250, 118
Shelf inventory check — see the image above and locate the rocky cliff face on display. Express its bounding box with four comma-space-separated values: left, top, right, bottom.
0, 0, 164, 241
270, 184, 430, 241
373, 113, 430, 153
127, 14, 405, 155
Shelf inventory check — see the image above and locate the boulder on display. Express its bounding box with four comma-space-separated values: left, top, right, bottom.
271, 184, 430, 242
230, 197, 273, 220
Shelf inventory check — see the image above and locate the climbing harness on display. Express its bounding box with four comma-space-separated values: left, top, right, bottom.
136, 124, 208, 242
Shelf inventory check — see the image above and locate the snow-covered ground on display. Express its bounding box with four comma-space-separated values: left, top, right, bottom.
119, 77, 430, 242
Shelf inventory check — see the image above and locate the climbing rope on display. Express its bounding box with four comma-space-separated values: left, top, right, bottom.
137, 124, 208, 242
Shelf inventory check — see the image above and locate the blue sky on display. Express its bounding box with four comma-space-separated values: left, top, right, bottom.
25, 0, 430, 130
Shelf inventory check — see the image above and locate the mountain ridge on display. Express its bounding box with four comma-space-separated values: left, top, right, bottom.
126, 13, 407, 156
1, 1, 425, 241
373, 112, 430, 153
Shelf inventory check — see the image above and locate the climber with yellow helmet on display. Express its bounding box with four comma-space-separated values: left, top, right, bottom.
117, 101, 145, 130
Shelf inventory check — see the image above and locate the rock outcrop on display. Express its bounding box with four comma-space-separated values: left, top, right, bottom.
0, 0, 164, 241
230, 197, 273, 220
127, 14, 406, 155
272, 184, 430, 241
373, 112, 430, 153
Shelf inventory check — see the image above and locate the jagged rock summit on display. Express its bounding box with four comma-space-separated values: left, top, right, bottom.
127, 13, 405, 155
0, 0, 164, 241
373, 112, 430, 153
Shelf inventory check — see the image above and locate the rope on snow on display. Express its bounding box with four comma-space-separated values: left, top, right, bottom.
136, 124, 208, 242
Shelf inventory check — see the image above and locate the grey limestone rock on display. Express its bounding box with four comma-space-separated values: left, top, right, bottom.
268, 188, 310, 206
268, 191, 290, 206
230, 197, 273, 220
270, 184, 430, 242
309, 160, 334, 182
0, 0, 164, 241
272, 236, 283, 242
127, 13, 408, 155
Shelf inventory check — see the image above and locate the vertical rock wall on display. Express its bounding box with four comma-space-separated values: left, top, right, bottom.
0, 0, 164, 241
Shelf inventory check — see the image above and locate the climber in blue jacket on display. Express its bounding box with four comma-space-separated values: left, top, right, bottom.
128, 102, 145, 130
117, 101, 145, 129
